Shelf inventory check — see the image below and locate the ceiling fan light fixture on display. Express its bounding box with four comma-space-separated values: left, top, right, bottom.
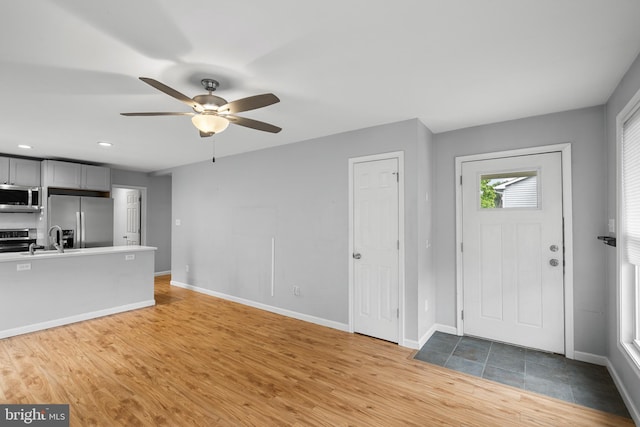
191, 114, 229, 134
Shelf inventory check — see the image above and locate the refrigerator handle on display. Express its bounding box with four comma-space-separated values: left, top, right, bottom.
76, 211, 81, 248
81, 211, 86, 248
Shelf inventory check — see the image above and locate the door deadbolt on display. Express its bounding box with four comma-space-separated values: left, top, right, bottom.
549, 259, 559, 267
353, 252, 361, 260
550, 244, 559, 252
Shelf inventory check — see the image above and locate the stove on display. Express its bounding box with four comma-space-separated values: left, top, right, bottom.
0, 228, 37, 253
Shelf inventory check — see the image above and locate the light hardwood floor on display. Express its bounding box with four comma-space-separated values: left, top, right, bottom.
0, 275, 632, 426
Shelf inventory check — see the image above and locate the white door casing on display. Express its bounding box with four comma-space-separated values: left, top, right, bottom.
461, 151, 565, 353
349, 153, 404, 344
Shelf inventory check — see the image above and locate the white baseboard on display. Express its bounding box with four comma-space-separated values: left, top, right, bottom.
414, 324, 460, 349
402, 338, 420, 349
415, 324, 438, 350
0, 300, 156, 339
154, 270, 171, 277
607, 359, 640, 425
573, 351, 608, 366
170, 280, 350, 333
436, 324, 458, 335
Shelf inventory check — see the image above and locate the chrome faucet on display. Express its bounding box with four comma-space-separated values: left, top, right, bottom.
28, 242, 45, 255
48, 225, 64, 253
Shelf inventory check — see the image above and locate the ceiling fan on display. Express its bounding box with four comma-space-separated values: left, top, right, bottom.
121, 77, 281, 137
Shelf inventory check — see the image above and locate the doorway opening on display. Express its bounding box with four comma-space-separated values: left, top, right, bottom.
112, 185, 147, 246
455, 144, 574, 357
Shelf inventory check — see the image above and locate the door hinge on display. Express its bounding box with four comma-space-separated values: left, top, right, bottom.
397, 240, 400, 250
393, 171, 399, 182
397, 308, 399, 318
460, 175, 463, 185
461, 242, 463, 252
461, 310, 464, 320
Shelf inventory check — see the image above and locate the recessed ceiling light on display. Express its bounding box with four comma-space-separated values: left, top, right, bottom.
98, 141, 113, 147
17, 144, 32, 149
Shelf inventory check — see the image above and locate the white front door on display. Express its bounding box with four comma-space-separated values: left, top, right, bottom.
124, 190, 140, 246
352, 158, 400, 343
461, 152, 564, 353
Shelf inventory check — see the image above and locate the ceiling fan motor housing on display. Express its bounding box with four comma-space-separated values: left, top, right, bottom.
201, 78, 220, 92
193, 94, 228, 111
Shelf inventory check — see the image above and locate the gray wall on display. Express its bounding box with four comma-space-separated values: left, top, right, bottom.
169, 119, 434, 343
418, 122, 436, 340
605, 51, 640, 413
148, 174, 172, 273
111, 169, 172, 273
433, 106, 607, 355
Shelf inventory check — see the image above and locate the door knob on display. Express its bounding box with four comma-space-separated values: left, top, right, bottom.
353, 252, 361, 260
549, 245, 559, 252
549, 259, 559, 267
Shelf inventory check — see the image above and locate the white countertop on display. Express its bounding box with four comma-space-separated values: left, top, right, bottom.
0, 245, 157, 262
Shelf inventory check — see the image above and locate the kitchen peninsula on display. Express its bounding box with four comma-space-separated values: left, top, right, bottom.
0, 245, 156, 339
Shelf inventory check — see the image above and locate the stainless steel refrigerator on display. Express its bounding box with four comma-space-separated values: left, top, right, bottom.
48, 195, 114, 248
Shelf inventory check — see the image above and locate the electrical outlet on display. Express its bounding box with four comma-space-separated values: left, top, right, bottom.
125, 254, 135, 261
16, 263, 31, 271
293, 286, 301, 296
609, 219, 616, 233
185, 264, 190, 272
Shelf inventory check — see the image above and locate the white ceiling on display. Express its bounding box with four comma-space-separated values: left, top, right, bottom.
1, 0, 639, 172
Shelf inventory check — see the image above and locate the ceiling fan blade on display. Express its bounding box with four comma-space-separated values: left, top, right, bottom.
139, 77, 203, 112
218, 93, 280, 114
227, 115, 282, 133
120, 112, 194, 116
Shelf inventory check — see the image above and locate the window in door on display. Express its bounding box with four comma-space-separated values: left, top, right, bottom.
479, 170, 539, 209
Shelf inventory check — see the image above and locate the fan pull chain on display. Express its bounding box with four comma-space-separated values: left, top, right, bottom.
212, 139, 216, 163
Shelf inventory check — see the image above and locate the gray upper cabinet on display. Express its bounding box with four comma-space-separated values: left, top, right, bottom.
0, 157, 7, 184
82, 164, 111, 191
43, 160, 82, 189
43, 160, 111, 191
0, 157, 41, 186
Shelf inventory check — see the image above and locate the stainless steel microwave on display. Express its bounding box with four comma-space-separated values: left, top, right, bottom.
0, 185, 41, 212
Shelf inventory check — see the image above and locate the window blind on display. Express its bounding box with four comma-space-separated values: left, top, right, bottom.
623, 105, 640, 266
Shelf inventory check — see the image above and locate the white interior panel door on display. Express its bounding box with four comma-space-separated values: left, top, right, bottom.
462, 152, 564, 353
353, 158, 399, 343
125, 190, 140, 246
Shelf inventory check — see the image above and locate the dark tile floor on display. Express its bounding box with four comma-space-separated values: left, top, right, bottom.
415, 332, 630, 418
